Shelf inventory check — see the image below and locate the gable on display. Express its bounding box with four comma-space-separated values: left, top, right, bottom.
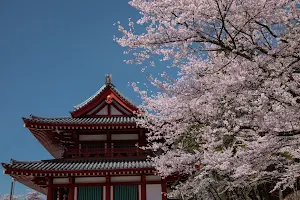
71, 83, 137, 118
85, 100, 132, 116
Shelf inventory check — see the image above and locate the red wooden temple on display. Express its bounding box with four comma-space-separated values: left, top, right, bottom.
2, 75, 167, 200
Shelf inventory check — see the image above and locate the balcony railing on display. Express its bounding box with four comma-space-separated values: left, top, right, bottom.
65, 147, 150, 158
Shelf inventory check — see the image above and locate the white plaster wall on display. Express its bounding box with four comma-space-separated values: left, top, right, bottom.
113, 102, 131, 115
111, 134, 138, 140
146, 184, 162, 200
53, 178, 69, 184
111, 176, 141, 182
111, 105, 122, 115
146, 175, 161, 181
79, 134, 107, 141
87, 101, 106, 115
75, 177, 105, 183
94, 105, 108, 115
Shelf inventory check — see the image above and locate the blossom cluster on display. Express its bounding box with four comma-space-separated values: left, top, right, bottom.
117, 0, 300, 199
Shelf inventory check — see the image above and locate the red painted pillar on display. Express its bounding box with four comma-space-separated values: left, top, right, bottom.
106, 176, 111, 200
47, 186, 53, 200
68, 177, 74, 200
46, 177, 53, 200
68, 187, 74, 200
141, 175, 146, 200
162, 178, 167, 200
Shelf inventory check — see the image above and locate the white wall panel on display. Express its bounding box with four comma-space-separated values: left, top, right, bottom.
87, 101, 106, 115
146, 184, 162, 200
111, 134, 138, 140
53, 178, 69, 184
96, 105, 108, 115
79, 134, 107, 141
111, 105, 123, 115
111, 176, 141, 182
146, 175, 161, 181
75, 177, 105, 183
113, 102, 131, 115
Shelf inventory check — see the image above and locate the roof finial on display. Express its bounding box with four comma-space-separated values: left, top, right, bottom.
105, 74, 112, 85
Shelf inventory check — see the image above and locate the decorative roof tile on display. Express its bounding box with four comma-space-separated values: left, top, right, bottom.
3, 158, 153, 171
23, 115, 137, 125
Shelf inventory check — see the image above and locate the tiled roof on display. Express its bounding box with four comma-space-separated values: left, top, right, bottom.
3, 158, 153, 171
73, 84, 137, 111
23, 115, 136, 125
73, 85, 106, 110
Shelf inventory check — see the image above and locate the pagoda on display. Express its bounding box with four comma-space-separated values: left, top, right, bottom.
2, 75, 167, 200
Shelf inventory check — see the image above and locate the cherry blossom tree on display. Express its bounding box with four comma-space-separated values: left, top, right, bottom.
116, 0, 300, 199
24, 190, 43, 200
0, 194, 19, 200
0, 190, 43, 200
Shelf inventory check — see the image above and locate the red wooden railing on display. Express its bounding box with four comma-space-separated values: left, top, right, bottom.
65, 147, 149, 158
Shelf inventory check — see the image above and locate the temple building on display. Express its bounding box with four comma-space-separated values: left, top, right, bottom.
2, 75, 167, 200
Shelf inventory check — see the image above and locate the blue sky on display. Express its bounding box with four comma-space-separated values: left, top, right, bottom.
0, 0, 166, 195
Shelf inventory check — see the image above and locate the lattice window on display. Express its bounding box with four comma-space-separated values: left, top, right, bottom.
114, 185, 138, 200
78, 186, 102, 200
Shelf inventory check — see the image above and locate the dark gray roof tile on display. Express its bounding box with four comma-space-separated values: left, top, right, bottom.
3, 159, 153, 171
24, 116, 136, 125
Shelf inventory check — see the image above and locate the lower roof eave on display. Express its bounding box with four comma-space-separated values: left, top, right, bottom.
2, 158, 155, 176
25, 122, 137, 129
23, 115, 139, 130
4, 167, 156, 177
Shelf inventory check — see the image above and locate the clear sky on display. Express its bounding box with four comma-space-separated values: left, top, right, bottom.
0, 0, 159, 195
